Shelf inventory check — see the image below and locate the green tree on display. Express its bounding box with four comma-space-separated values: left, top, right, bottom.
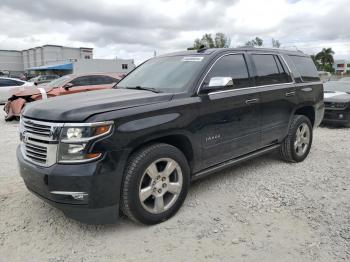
245, 37, 263, 47
188, 32, 231, 50
214, 33, 231, 48
315, 48, 335, 72
272, 38, 281, 48
310, 54, 321, 70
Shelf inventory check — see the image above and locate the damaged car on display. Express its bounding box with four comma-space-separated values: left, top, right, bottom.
4, 72, 123, 121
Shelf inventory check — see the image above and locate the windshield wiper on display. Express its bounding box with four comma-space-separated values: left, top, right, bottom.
126, 86, 163, 93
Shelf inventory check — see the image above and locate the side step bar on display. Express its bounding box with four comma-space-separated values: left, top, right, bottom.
191, 144, 280, 181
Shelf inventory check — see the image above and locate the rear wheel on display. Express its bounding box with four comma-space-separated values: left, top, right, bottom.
280, 115, 313, 163
121, 143, 190, 224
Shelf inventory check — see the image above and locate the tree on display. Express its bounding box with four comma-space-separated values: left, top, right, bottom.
315, 48, 335, 71
245, 37, 263, 47
310, 54, 321, 70
188, 32, 231, 50
214, 33, 231, 48
272, 38, 281, 48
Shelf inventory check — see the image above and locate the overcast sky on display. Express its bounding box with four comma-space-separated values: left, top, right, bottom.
0, 0, 349, 64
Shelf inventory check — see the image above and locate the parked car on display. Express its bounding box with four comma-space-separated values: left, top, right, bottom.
28, 75, 60, 85
17, 47, 324, 225
4, 72, 123, 121
0, 77, 34, 104
322, 81, 350, 127
339, 77, 350, 82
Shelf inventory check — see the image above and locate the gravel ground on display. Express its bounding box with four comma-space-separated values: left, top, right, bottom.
0, 110, 349, 262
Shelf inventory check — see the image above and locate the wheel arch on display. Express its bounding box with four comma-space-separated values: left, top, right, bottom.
293, 105, 315, 127
128, 133, 195, 172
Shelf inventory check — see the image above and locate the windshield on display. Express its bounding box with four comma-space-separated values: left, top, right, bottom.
117, 55, 207, 92
46, 75, 72, 87
324, 81, 350, 93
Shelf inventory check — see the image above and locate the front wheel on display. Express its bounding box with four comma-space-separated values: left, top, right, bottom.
280, 115, 313, 163
121, 143, 190, 225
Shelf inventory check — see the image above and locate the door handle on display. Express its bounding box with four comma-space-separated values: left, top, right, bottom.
245, 98, 259, 105
285, 91, 295, 97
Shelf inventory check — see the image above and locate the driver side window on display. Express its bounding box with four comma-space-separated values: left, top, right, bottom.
70, 76, 91, 86
204, 54, 250, 89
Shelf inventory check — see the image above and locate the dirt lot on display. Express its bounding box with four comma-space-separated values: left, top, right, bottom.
0, 109, 349, 262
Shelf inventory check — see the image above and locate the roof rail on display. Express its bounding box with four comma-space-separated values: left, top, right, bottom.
197, 45, 208, 53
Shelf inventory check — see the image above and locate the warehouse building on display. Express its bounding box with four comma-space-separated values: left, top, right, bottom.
0, 45, 135, 77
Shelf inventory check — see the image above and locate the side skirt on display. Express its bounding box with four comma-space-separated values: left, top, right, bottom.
191, 144, 280, 181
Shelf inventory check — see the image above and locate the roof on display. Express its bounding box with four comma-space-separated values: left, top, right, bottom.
158, 47, 308, 58
26, 63, 73, 71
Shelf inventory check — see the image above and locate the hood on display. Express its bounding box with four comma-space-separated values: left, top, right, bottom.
12, 85, 53, 97
324, 91, 350, 103
23, 89, 173, 122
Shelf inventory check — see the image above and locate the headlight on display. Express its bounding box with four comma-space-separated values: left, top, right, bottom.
58, 121, 113, 163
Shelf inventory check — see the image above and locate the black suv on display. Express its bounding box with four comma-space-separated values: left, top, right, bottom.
18, 48, 324, 225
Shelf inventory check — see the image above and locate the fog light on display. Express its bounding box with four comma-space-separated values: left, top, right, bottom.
50, 191, 89, 201
339, 114, 344, 119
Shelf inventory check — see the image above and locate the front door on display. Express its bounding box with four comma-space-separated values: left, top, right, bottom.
197, 53, 261, 169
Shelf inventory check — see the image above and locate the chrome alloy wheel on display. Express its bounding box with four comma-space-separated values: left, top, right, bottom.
139, 158, 183, 214
294, 123, 310, 157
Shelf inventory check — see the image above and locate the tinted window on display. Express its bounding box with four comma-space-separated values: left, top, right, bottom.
204, 54, 250, 89
70, 76, 91, 86
89, 76, 116, 85
252, 54, 291, 86
0, 79, 23, 87
289, 56, 319, 82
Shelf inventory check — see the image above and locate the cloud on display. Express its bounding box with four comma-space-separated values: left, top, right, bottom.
0, 0, 349, 64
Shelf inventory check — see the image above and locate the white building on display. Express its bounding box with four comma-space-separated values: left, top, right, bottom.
0, 45, 135, 77
333, 59, 350, 74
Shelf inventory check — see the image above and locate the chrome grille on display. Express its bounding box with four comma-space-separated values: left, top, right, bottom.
23, 120, 52, 137
20, 118, 63, 167
24, 142, 47, 164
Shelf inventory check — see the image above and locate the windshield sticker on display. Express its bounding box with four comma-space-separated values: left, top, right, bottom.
182, 57, 204, 62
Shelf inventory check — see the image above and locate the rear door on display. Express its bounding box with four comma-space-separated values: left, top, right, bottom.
198, 53, 261, 168
249, 53, 296, 146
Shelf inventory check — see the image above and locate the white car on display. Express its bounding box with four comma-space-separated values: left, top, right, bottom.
0, 77, 34, 104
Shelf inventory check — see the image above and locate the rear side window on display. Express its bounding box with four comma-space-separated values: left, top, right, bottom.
289, 56, 319, 82
252, 54, 291, 86
205, 54, 250, 89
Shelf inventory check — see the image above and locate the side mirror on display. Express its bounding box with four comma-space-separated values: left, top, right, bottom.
63, 82, 74, 90
201, 77, 234, 93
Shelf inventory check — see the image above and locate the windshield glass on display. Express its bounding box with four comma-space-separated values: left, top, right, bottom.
117, 55, 207, 92
46, 75, 72, 87
324, 81, 350, 93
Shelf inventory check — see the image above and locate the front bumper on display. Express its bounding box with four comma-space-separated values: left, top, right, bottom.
17, 146, 129, 224
322, 109, 350, 125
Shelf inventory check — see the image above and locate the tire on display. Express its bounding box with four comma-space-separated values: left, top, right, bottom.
280, 115, 313, 163
121, 143, 190, 225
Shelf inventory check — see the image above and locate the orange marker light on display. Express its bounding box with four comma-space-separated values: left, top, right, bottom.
94, 125, 111, 136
